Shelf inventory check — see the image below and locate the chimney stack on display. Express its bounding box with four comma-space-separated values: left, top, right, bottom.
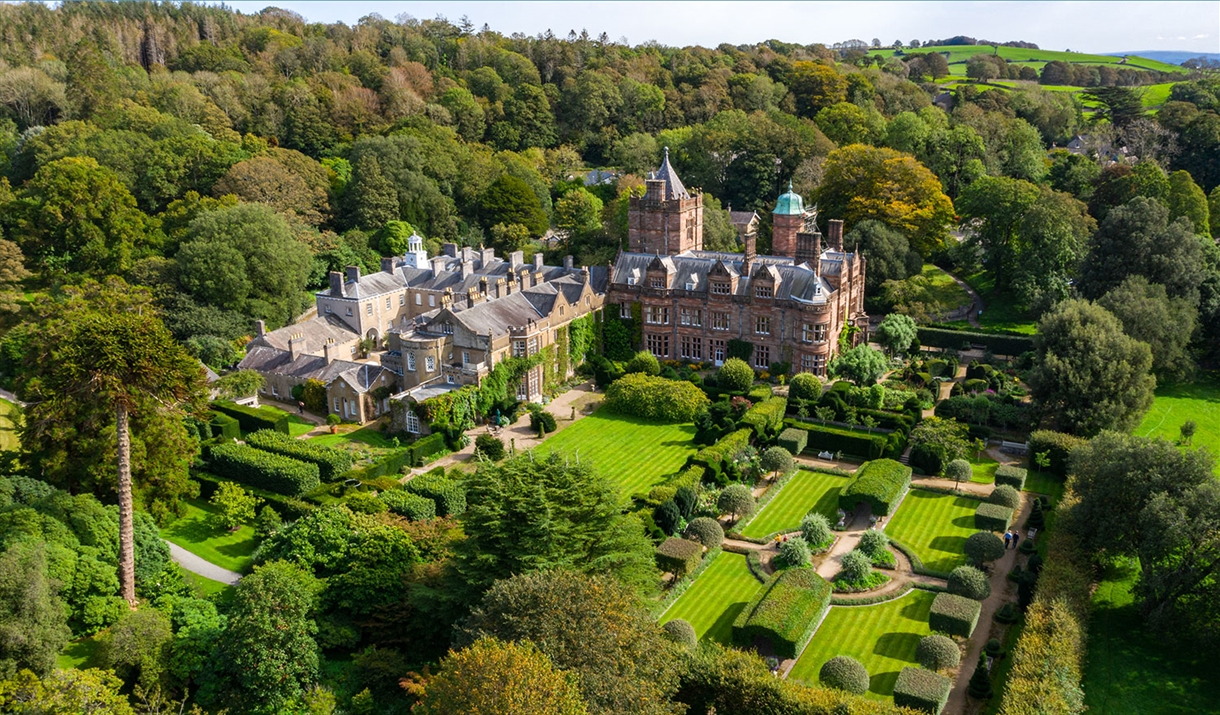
288, 335, 306, 361
461, 260, 474, 279
442, 242, 458, 258
828, 219, 844, 252
510, 250, 524, 272
533, 253, 544, 271
430, 256, 448, 278
329, 271, 344, 297
480, 247, 496, 267
381, 257, 395, 274
323, 342, 334, 364
254, 319, 266, 337
741, 233, 757, 278
461, 246, 474, 262
563, 255, 574, 270
345, 265, 361, 283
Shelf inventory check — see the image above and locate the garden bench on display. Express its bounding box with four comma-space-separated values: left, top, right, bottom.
1026, 528, 1037, 541
818, 450, 835, 460
1000, 440, 1028, 455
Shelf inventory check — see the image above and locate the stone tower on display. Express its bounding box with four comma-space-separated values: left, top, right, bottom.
628, 148, 703, 255
771, 181, 805, 260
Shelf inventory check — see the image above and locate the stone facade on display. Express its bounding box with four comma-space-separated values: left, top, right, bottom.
628, 149, 703, 255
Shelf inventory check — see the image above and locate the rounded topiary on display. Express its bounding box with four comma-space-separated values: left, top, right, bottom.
1027, 500, 1045, 529
674, 486, 697, 519
717, 358, 755, 393
858, 528, 889, 557
944, 458, 973, 483
964, 531, 1006, 566
662, 618, 697, 649
947, 565, 991, 601
819, 655, 870, 694
800, 512, 834, 549
653, 500, 682, 536
916, 634, 960, 672
717, 483, 755, 521
760, 446, 794, 476
994, 602, 1019, 624
988, 485, 1020, 509
839, 549, 872, 583
625, 350, 661, 376
1019, 538, 1037, 554
985, 638, 1003, 657
777, 536, 812, 568
684, 517, 724, 549
1026, 553, 1044, 575
788, 372, 823, 402
474, 433, 506, 461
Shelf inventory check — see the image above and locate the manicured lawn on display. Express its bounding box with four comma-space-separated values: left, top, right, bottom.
739, 470, 850, 538
919, 263, 972, 315
1136, 373, 1220, 472
660, 552, 764, 645
790, 589, 936, 698
259, 405, 316, 437
969, 455, 998, 484
0, 398, 19, 451
162, 499, 257, 573
309, 423, 397, 448
960, 271, 1038, 335
886, 489, 981, 574
183, 569, 234, 599
1082, 558, 1220, 714
57, 636, 102, 670
535, 411, 697, 498
1023, 469, 1065, 505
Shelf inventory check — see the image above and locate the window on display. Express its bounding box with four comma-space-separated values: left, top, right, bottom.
428, 295, 435, 307
711, 282, 730, 295
756, 284, 773, 299
462, 351, 470, 364
627, 276, 637, 286
680, 308, 692, 326
350, 346, 356, 354
513, 340, 526, 357
446, 374, 455, 384
755, 316, 770, 335
681, 336, 703, 360
325, 304, 332, 314
553, 330, 558, 342
386, 297, 391, 309
585, 296, 590, 306
691, 309, 702, 327
407, 354, 416, 371
400, 294, 406, 306
527, 337, 538, 354
447, 352, 453, 361
685, 281, 695, 290
346, 307, 353, 316
803, 322, 828, 342
646, 333, 669, 359
425, 356, 435, 372
559, 305, 565, 316
334, 397, 340, 412
712, 312, 730, 331
619, 303, 631, 319
415, 294, 422, 305
441, 323, 454, 335
650, 277, 664, 289
271, 385, 278, 397
404, 411, 420, 434
366, 303, 373, 315
712, 339, 725, 364
755, 345, 771, 369
645, 306, 669, 325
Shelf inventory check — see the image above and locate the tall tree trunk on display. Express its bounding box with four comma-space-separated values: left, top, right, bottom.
116, 403, 137, 608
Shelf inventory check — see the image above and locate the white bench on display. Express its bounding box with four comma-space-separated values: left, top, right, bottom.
1000, 440, 1028, 456
818, 450, 835, 460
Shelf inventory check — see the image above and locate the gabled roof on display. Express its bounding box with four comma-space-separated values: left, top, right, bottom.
648, 147, 690, 200
610, 249, 838, 304
237, 346, 370, 385
335, 363, 392, 393
250, 314, 358, 352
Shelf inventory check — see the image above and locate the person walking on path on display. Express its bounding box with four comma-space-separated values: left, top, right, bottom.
1011, 532, 1020, 550
298, 400, 305, 415
1004, 530, 1012, 549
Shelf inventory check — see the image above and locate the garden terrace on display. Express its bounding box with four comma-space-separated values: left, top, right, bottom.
731, 567, 832, 659
739, 469, 850, 539
660, 552, 764, 644
838, 459, 912, 516
885, 489, 982, 576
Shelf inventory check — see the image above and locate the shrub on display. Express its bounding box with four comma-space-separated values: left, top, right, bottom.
838, 459, 912, 516
975, 502, 1014, 532
379, 490, 437, 520
988, 485, 1020, 509
474, 433, 506, 461
819, 656, 869, 694
528, 408, 557, 434
967, 652, 993, 699
674, 485, 697, 518
717, 358, 755, 393
994, 464, 1027, 490
994, 602, 1019, 624
691, 429, 753, 483
212, 400, 292, 434
207, 442, 320, 495
785, 420, 888, 459
985, 638, 1003, 657
929, 592, 982, 638
916, 634, 960, 672
947, 565, 991, 600
209, 412, 240, 440
662, 619, 697, 648
656, 537, 703, 577
857, 528, 889, 558
944, 459, 972, 484
777, 427, 808, 456
916, 326, 1034, 357
731, 567, 832, 658
625, 350, 661, 376
1027, 430, 1086, 477
245, 429, 356, 482
1027, 499, 1045, 529
254, 505, 282, 538
604, 373, 710, 422
717, 483, 756, 522
1019, 538, 1037, 555
741, 398, 788, 437
788, 372, 822, 402
647, 485, 678, 505
964, 531, 1006, 565
654, 500, 682, 535
405, 473, 466, 516
759, 446, 794, 476
346, 491, 387, 514
839, 549, 872, 584
893, 666, 952, 714
684, 517, 724, 549
775, 537, 812, 569
800, 512, 834, 550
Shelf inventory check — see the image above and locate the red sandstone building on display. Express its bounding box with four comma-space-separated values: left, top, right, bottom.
609, 151, 868, 376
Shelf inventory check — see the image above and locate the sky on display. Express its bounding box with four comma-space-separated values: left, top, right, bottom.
219, 1, 1220, 55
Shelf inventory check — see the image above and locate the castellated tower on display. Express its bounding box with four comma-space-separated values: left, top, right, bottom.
628, 148, 703, 255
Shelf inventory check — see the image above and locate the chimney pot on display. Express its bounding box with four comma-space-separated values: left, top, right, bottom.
254, 319, 266, 337
461, 246, 474, 262
381, 257, 395, 274
533, 253, 544, 270
430, 256, 447, 278
442, 242, 458, 258
323, 343, 334, 364
828, 219, 845, 252
480, 247, 495, 267
345, 265, 361, 283
563, 255, 574, 270
329, 271, 344, 297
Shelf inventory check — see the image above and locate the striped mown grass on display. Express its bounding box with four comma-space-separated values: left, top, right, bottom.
534, 411, 697, 499
660, 551, 763, 644
885, 489, 982, 574
970, 455, 999, 484
790, 589, 936, 698
739, 470, 850, 538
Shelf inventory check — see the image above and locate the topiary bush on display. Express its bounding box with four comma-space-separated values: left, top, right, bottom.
245, 429, 356, 482
683, 517, 724, 549
759, 446, 794, 476
837, 458, 912, 516
967, 652, 993, 699
944, 459, 972, 484
674, 486, 697, 518
405, 473, 467, 517
474, 433, 506, 461
929, 592, 982, 638
717, 358, 755, 393
788, 372, 823, 402
777, 427, 808, 455
985, 638, 1003, 657
653, 500, 682, 536
857, 528, 889, 558
838, 549, 872, 584
819, 656, 869, 694
625, 350, 661, 376
662, 618, 697, 648
994, 464, 1027, 490
964, 531, 1006, 566
717, 483, 756, 522
994, 602, 1019, 624
893, 666, 952, 714
528, 408, 558, 434
947, 565, 991, 601
776, 536, 812, 569
345, 491, 387, 514
605, 373, 710, 422
988, 485, 1020, 509
975, 502, 1014, 532
916, 634, 960, 672
656, 537, 703, 577
379, 490, 437, 521
800, 512, 834, 551
1018, 538, 1037, 555
1026, 499, 1045, 529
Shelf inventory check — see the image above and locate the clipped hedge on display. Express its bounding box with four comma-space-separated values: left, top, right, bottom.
192, 470, 316, 519
689, 428, 752, 482
605, 373, 709, 422
929, 592, 982, 638
776, 427, 808, 456
819, 656, 869, 694
208, 412, 240, 440
732, 567, 831, 659
893, 666, 952, 714
656, 537, 704, 577
405, 472, 466, 517
379, 489, 437, 520
838, 459, 911, 516
975, 502, 1014, 532
212, 400, 290, 435
664, 464, 705, 492
916, 634, 960, 672
207, 442, 320, 495
783, 419, 888, 460
916, 326, 1034, 357
1027, 430, 1086, 477
994, 464, 1028, 490
245, 429, 356, 482
740, 397, 788, 438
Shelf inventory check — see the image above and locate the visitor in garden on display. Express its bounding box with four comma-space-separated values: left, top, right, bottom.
1004, 530, 1012, 548
1011, 532, 1020, 550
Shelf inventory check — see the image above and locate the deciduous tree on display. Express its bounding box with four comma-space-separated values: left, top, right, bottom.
209, 482, 261, 531
414, 637, 587, 715
1097, 275, 1197, 380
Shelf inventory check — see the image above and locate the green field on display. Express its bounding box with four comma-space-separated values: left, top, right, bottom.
739, 470, 849, 538
1136, 373, 1220, 470
183, 569, 234, 598
535, 411, 697, 498
886, 489, 981, 574
659, 552, 764, 644
790, 589, 936, 698
1082, 558, 1220, 714
868, 45, 1184, 76
0, 398, 19, 451
959, 271, 1038, 335
162, 499, 258, 573
1023, 469, 1065, 505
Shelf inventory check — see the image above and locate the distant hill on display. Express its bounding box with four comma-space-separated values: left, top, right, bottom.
869, 45, 1186, 76
1103, 51, 1220, 65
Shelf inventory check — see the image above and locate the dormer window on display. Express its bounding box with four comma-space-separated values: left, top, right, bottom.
441, 323, 454, 335
650, 277, 664, 289
627, 276, 637, 286
685, 282, 696, 291
756, 285, 773, 299
711, 282, 730, 295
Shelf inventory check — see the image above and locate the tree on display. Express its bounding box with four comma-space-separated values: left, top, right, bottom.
210, 482, 261, 532
477, 175, 548, 237
0, 544, 70, 678
458, 570, 677, 715
1097, 276, 1197, 380
759, 446, 794, 478
776, 537, 812, 569
838, 549, 871, 583
1180, 420, 1197, 445
98, 607, 172, 693
653, 500, 681, 536
801, 513, 834, 548
1083, 86, 1145, 127
213, 155, 328, 226
966, 57, 1000, 82
414, 637, 587, 715
967, 652, 993, 699
214, 370, 264, 400
217, 561, 320, 715
1166, 170, 1211, 236
814, 102, 881, 146
716, 358, 754, 393
829, 345, 889, 385
717, 484, 755, 523
844, 220, 921, 295
1029, 299, 1155, 436
0, 239, 29, 314
0, 668, 134, 715
947, 565, 991, 600
909, 417, 972, 475
944, 459, 972, 492
502, 84, 557, 150
786, 61, 847, 118
1079, 197, 1207, 304
553, 188, 604, 250
873, 314, 918, 356
437, 86, 486, 142
184, 335, 240, 370
964, 532, 1005, 566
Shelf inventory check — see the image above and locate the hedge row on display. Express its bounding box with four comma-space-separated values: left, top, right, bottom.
650, 547, 723, 618
245, 430, 356, 482
783, 419, 887, 460
995, 465, 1028, 490
379, 490, 437, 520
893, 666, 952, 714
605, 373, 710, 422
929, 592, 981, 638
405, 471, 466, 517
839, 459, 911, 516
975, 502, 1014, 532
212, 400, 290, 435
776, 427, 807, 456
208, 412, 240, 440
656, 537, 703, 578
689, 428, 752, 482
192, 470, 316, 519
206, 442, 321, 496
739, 397, 788, 438
732, 567, 831, 659
1027, 430, 1086, 478
917, 326, 1034, 357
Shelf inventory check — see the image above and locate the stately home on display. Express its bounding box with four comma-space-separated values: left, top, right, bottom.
608, 153, 868, 376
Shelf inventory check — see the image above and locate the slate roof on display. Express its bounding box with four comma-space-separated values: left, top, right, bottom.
335, 363, 392, 393
648, 148, 690, 200
250, 315, 358, 352
611, 250, 837, 303
238, 346, 370, 384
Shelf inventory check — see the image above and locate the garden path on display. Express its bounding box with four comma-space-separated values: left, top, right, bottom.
164, 540, 242, 585
909, 478, 995, 499
793, 454, 861, 473
943, 269, 984, 329
0, 388, 25, 407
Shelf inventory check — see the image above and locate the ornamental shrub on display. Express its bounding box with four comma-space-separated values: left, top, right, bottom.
838, 549, 872, 584
742, 398, 789, 437
975, 502, 1014, 532
857, 528, 889, 558
993, 602, 1019, 624
788, 372, 823, 402
207, 442, 321, 495
345, 491, 387, 514
717, 483, 755, 522
717, 358, 755, 393
474, 433, 506, 461
800, 512, 834, 550
245, 429, 356, 482
967, 652, 993, 699
654, 500, 682, 536
625, 350, 661, 376
528, 408, 557, 434
379, 490, 437, 520
819, 656, 869, 694
777, 427, 808, 455
405, 473, 466, 517
788, 420, 888, 460
674, 486, 697, 518
893, 666, 952, 714
964, 531, 1006, 566
604, 373, 710, 422
929, 592, 982, 638
759, 446, 794, 476
994, 464, 1027, 489
944, 459, 972, 484
683, 517, 724, 549
213, 400, 290, 434
776, 536, 812, 569
916, 634, 960, 672
838, 459, 912, 516
988, 485, 1020, 509
662, 619, 697, 649
947, 565, 991, 600
985, 638, 1003, 657
656, 537, 703, 577
1027, 498, 1045, 529
731, 567, 831, 658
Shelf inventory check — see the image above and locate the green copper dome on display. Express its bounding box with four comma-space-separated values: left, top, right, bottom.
773, 181, 804, 215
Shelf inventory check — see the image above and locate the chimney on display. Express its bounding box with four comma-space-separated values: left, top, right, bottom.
480, 247, 495, 266
329, 271, 344, 297
461, 246, 474, 262
461, 260, 474, 278
380, 257, 395, 274
644, 179, 665, 201
742, 233, 757, 278
430, 256, 448, 278
288, 335, 306, 361
509, 250, 524, 272
533, 253, 544, 270
322, 342, 334, 364
564, 255, 574, 270
442, 242, 458, 258
495, 277, 506, 298
479, 277, 489, 299
345, 265, 361, 283
828, 219, 844, 252
254, 319, 266, 337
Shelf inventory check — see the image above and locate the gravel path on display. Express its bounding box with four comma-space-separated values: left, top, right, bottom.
164, 540, 242, 585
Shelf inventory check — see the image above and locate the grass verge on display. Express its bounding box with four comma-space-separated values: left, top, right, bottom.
162, 499, 257, 573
